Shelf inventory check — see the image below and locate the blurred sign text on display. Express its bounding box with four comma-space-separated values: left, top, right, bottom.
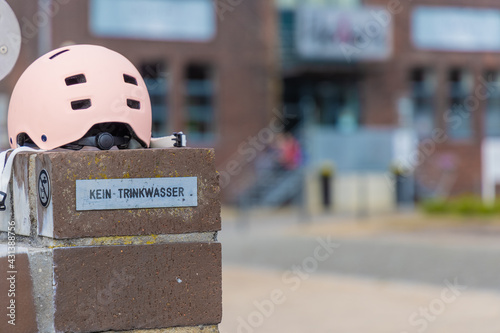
295, 6, 392, 61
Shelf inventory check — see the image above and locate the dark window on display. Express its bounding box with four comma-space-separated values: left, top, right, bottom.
185, 64, 215, 141
315, 81, 359, 132
447, 68, 473, 139
140, 61, 168, 137
282, 77, 360, 132
484, 71, 500, 137
410, 68, 435, 139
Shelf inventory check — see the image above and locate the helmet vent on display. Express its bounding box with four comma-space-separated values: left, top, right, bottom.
71, 99, 92, 110
49, 49, 69, 59
65, 74, 87, 86
127, 99, 141, 109
123, 74, 138, 86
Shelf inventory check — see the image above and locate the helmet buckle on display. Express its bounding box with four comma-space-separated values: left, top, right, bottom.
96, 133, 114, 150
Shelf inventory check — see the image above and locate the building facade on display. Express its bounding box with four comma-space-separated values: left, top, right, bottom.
275, 0, 500, 213
4, 0, 500, 209
364, 0, 500, 201
0, 0, 278, 179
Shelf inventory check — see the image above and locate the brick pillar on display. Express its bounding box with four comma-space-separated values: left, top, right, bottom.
0, 148, 222, 333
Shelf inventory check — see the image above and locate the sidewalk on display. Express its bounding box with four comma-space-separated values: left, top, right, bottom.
220, 265, 500, 333
219, 209, 500, 332
221, 210, 500, 290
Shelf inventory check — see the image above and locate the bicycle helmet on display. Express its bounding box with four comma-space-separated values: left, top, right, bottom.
8, 44, 152, 150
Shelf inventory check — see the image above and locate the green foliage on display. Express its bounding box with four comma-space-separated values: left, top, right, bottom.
421, 195, 500, 216
421, 199, 448, 214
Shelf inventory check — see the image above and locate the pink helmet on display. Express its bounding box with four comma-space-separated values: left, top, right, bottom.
8, 44, 152, 150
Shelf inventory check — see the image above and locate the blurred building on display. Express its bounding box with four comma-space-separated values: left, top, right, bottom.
4, 0, 500, 211
0, 0, 277, 172
260, 0, 500, 214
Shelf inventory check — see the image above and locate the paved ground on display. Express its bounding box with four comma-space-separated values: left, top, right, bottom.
220, 266, 500, 333
218, 210, 500, 332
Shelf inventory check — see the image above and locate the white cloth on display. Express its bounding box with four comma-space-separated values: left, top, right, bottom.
0, 147, 41, 210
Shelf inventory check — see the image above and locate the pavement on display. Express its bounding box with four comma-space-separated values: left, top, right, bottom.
218, 209, 500, 333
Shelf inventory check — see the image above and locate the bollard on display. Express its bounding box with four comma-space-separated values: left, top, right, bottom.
0, 148, 222, 333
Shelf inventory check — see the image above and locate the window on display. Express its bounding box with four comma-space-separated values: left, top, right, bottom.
315, 81, 359, 132
485, 71, 500, 137
140, 62, 168, 137
410, 68, 435, 139
185, 64, 215, 141
282, 77, 360, 132
447, 69, 473, 139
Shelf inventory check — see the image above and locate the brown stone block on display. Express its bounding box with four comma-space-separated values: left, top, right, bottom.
107, 326, 219, 333
107, 326, 220, 333
53, 242, 222, 332
0, 249, 38, 333
30, 148, 220, 239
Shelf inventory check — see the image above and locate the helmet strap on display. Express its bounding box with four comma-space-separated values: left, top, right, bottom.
66, 133, 131, 150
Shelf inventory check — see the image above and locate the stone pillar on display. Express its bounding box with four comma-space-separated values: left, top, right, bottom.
0, 148, 222, 333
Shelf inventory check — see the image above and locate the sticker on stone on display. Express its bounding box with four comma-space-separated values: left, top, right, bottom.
38, 169, 51, 207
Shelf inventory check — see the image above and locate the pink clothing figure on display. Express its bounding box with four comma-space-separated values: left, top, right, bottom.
279, 133, 302, 170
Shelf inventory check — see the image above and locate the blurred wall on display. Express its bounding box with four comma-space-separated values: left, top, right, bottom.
362, 0, 500, 198
0, 0, 279, 201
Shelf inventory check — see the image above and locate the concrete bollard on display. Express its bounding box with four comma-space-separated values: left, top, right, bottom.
0, 148, 222, 333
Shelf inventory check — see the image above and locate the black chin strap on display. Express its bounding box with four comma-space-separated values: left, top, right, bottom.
64, 132, 131, 150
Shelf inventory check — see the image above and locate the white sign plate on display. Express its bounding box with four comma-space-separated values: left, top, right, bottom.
76, 177, 197, 211
412, 6, 500, 52
89, 0, 216, 42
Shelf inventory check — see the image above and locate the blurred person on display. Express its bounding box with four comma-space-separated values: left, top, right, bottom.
255, 144, 279, 176
277, 132, 302, 170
